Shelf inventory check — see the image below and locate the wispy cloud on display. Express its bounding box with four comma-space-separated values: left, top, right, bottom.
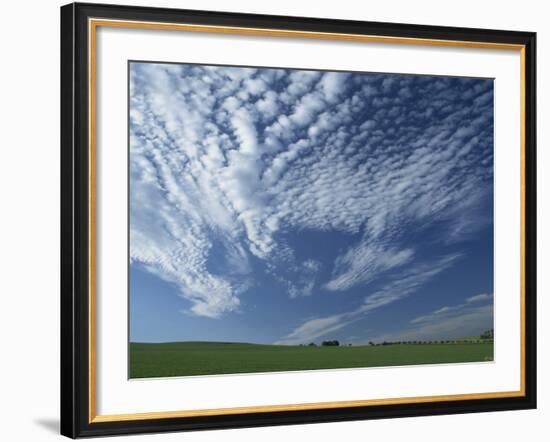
324, 243, 414, 292
130, 63, 493, 318
466, 293, 492, 303
368, 294, 494, 342
275, 314, 353, 345
358, 253, 462, 314
410, 293, 492, 325
276, 254, 461, 344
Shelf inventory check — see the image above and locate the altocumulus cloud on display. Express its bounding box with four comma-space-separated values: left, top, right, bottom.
129, 62, 493, 324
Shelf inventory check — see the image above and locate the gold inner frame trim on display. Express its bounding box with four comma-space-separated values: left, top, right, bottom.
91, 390, 524, 423
88, 17, 527, 424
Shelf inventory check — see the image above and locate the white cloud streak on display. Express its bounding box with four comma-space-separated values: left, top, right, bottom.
466, 293, 492, 303
325, 243, 414, 291
276, 254, 461, 344
369, 294, 493, 342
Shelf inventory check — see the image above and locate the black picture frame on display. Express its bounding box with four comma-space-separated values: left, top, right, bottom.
61, 2, 536, 438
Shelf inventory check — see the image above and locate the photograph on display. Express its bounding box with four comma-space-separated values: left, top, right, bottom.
58, 2, 536, 437
0, 0, 544, 440
129, 61, 495, 379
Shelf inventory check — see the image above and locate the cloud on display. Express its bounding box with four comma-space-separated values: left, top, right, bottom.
276, 254, 461, 344
267, 256, 323, 300
230, 108, 259, 155
325, 244, 414, 292
369, 294, 494, 342
373, 305, 493, 343
410, 293, 493, 326
130, 62, 493, 319
319, 72, 349, 102
289, 259, 323, 298
275, 314, 352, 345
467, 293, 492, 303
358, 253, 462, 314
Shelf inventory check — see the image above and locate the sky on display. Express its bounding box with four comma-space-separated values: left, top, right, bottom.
129, 61, 494, 345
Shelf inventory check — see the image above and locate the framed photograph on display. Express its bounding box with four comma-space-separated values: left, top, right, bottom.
60, 2, 536, 438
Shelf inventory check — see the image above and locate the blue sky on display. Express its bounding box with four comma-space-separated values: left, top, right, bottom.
129, 61, 494, 345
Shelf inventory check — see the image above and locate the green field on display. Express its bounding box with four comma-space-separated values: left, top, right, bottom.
129, 341, 493, 378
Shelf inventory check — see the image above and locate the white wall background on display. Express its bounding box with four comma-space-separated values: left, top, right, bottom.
0, 0, 546, 440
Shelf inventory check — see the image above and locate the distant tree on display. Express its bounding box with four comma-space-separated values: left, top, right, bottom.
480, 329, 494, 340
308, 342, 316, 347
321, 340, 340, 347
368, 341, 375, 346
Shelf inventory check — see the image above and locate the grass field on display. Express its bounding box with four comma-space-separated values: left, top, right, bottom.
129, 341, 493, 378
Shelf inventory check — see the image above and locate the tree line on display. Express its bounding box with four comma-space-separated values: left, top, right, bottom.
302, 340, 341, 347
300, 329, 494, 347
